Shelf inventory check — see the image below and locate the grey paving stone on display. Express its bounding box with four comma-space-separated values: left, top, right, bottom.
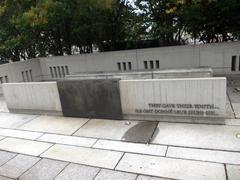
0, 96, 9, 113
0, 113, 36, 129
137, 175, 169, 180
19, 115, 88, 135
55, 163, 100, 180
94, 169, 137, 180
0, 154, 40, 179
152, 122, 240, 151
38, 133, 97, 147
41, 144, 123, 169
94, 139, 167, 156
0, 128, 43, 140
116, 153, 226, 180
0, 138, 52, 156
0, 151, 16, 167
167, 146, 240, 165
226, 165, 240, 180
0, 176, 13, 180
19, 158, 68, 180
74, 119, 139, 140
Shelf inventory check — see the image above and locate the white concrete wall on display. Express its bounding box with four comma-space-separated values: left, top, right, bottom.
119, 77, 226, 119
2, 82, 62, 115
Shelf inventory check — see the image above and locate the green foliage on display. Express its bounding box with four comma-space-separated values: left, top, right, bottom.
0, 0, 240, 61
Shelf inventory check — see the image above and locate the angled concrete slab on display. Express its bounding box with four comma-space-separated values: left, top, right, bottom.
0, 151, 16, 166
57, 79, 122, 119
167, 146, 240, 165
38, 134, 97, 147
0, 138, 52, 156
19, 159, 68, 180
0, 128, 43, 140
95, 169, 137, 180
0, 154, 40, 179
94, 139, 167, 156
55, 163, 100, 180
116, 153, 226, 180
137, 175, 169, 180
19, 116, 89, 135
41, 144, 123, 169
152, 122, 240, 151
0, 113, 37, 129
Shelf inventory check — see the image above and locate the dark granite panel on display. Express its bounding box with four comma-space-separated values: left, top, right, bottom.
57, 79, 123, 119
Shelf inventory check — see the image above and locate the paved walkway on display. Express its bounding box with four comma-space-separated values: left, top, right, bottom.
0, 88, 240, 179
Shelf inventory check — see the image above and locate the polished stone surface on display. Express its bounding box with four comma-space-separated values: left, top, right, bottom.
0, 128, 43, 140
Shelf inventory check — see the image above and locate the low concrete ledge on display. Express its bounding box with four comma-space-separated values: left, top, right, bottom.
120, 77, 226, 119
2, 82, 62, 115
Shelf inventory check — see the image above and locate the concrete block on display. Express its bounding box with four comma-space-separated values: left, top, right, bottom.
95, 169, 137, 180
0, 128, 43, 140
55, 163, 100, 180
167, 146, 240, 165
19, 159, 68, 180
0, 154, 40, 179
57, 79, 122, 119
41, 144, 123, 169
38, 134, 97, 147
226, 165, 240, 180
19, 115, 88, 135
2, 82, 62, 115
120, 78, 226, 119
116, 153, 226, 180
94, 139, 167, 156
0, 137, 52, 156
152, 122, 240, 151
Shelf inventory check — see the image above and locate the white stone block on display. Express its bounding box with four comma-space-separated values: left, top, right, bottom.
95, 169, 137, 180
0, 128, 43, 140
19, 116, 89, 135
0, 137, 52, 156
2, 82, 62, 115
94, 139, 167, 156
38, 133, 97, 147
167, 146, 240, 164
226, 165, 240, 180
41, 144, 123, 169
152, 122, 240, 151
120, 78, 226, 119
116, 153, 226, 180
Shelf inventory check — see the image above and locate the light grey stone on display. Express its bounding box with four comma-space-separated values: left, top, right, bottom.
38, 134, 97, 147
137, 175, 169, 180
19, 116, 89, 135
0, 96, 9, 113
0, 151, 16, 166
0, 154, 40, 179
0, 128, 43, 140
226, 165, 240, 180
74, 119, 139, 140
41, 144, 123, 169
95, 169, 137, 180
116, 153, 226, 180
0, 113, 36, 129
0, 176, 13, 180
19, 159, 68, 180
55, 163, 100, 180
94, 139, 167, 156
0, 137, 52, 156
152, 122, 240, 151
167, 146, 240, 164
